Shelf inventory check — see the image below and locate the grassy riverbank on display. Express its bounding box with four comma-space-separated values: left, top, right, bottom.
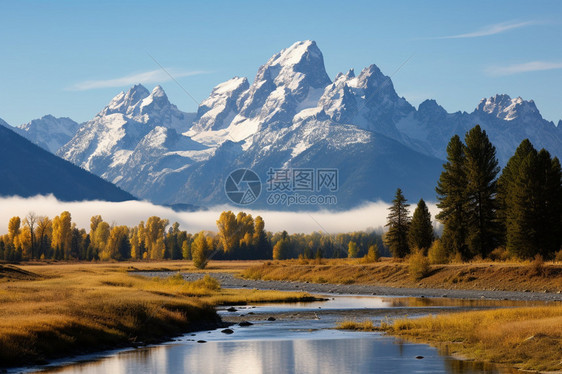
0, 262, 315, 368
241, 259, 562, 293
337, 306, 562, 372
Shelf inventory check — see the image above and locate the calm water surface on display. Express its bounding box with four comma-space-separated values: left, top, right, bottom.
22, 295, 517, 374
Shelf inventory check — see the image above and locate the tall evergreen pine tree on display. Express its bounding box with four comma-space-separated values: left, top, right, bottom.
539, 153, 562, 258
496, 139, 535, 247
384, 188, 411, 258
408, 198, 434, 252
500, 140, 562, 259
464, 125, 500, 258
435, 135, 469, 258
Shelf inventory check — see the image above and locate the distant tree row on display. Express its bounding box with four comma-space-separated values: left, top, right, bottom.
0, 213, 191, 262
0, 209, 384, 266
270, 230, 384, 261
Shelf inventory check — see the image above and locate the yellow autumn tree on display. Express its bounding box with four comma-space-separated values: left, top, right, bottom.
16, 226, 32, 259
52, 211, 72, 259
236, 212, 254, 247
216, 211, 238, 252
102, 225, 130, 261
90, 215, 103, 237
92, 221, 110, 257
8, 216, 21, 248
192, 231, 210, 269
144, 216, 169, 260
23, 212, 37, 258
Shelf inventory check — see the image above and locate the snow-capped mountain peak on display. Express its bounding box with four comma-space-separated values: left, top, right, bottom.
353, 64, 394, 94
151, 85, 166, 97
266, 40, 331, 90
50, 40, 562, 208
104, 84, 151, 117
96, 84, 195, 133
17, 115, 80, 153
237, 40, 331, 121
475, 94, 541, 122
191, 77, 249, 132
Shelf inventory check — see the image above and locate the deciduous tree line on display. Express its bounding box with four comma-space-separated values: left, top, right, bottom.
0, 213, 189, 262
0, 209, 384, 265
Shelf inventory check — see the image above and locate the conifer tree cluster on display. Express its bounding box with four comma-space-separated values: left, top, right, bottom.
436, 126, 500, 259
497, 140, 562, 259
384, 189, 434, 258
436, 125, 562, 260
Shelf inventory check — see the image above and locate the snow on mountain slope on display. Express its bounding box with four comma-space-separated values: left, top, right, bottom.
58, 84, 204, 180
395, 94, 562, 164
16, 115, 79, 153
51, 40, 562, 208
106, 125, 208, 195
191, 77, 249, 132
101, 84, 195, 132
172, 117, 443, 208
58, 112, 150, 175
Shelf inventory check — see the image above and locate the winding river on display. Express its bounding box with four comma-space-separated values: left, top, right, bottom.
19, 293, 522, 374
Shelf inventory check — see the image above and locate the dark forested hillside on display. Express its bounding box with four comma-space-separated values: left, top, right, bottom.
0, 124, 134, 202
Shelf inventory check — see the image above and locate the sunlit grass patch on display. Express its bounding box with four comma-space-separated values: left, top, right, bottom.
379, 306, 562, 372
336, 319, 376, 331
240, 259, 562, 293
206, 289, 318, 305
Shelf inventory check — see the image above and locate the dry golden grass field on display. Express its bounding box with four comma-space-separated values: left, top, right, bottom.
2, 259, 561, 371
241, 258, 562, 293
337, 305, 562, 372
0, 261, 313, 368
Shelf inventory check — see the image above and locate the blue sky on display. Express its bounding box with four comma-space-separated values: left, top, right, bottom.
1, 0, 561, 126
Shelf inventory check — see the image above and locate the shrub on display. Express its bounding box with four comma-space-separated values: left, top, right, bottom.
166, 272, 186, 284
489, 247, 510, 262
409, 249, 430, 281
241, 264, 267, 280
192, 274, 220, 291
528, 254, 545, 277
451, 251, 464, 263
427, 239, 448, 264
362, 244, 379, 263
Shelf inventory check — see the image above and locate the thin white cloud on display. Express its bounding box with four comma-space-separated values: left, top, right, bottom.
430, 20, 537, 39
487, 61, 562, 76
68, 68, 208, 91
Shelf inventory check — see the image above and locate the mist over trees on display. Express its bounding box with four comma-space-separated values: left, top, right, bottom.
0, 210, 384, 264
1, 124, 561, 264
